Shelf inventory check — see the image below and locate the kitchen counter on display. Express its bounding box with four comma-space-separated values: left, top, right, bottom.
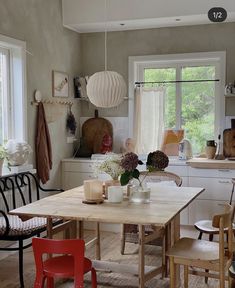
187, 158, 235, 169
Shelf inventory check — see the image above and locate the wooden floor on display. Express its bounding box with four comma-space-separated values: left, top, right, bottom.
0, 226, 226, 288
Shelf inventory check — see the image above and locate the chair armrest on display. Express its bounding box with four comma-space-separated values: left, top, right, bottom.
0, 210, 10, 236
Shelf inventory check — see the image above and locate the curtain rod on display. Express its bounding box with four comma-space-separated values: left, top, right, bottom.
135, 79, 220, 85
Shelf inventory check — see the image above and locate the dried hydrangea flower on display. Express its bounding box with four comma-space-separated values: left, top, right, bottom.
147, 150, 169, 171
121, 152, 139, 172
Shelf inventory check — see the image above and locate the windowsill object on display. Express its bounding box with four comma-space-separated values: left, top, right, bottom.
2, 164, 36, 177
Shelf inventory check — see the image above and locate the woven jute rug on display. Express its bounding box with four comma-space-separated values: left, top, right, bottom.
0, 231, 224, 287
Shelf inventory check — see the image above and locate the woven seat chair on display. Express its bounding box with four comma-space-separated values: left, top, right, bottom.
0, 172, 64, 288
120, 170, 182, 276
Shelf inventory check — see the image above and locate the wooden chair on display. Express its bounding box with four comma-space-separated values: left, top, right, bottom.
194, 178, 235, 241
167, 203, 234, 288
120, 170, 182, 276
194, 178, 235, 283
32, 237, 97, 288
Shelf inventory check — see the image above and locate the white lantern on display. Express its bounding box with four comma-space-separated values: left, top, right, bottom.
86, 0, 127, 108
87, 71, 127, 108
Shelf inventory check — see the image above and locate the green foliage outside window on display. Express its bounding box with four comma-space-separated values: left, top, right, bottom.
144, 66, 215, 154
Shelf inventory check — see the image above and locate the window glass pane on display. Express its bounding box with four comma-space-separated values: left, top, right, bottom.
181, 66, 215, 154
0, 50, 9, 144
0, 53, 4, 144
144, 68, 176, 129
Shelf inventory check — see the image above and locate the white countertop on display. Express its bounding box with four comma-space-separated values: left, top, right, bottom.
62, 156, 188, 166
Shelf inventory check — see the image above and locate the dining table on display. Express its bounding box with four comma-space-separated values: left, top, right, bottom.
10, 184, 204, 288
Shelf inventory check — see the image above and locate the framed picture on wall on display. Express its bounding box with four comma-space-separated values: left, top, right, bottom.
52, 70, 69, 97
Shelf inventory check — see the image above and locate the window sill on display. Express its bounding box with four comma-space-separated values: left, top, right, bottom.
2, 164, 36, 177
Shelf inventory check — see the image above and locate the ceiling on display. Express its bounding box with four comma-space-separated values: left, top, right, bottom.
62, 0, 235, 33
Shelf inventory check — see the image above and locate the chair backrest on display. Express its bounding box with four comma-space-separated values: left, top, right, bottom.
212, 203, 234, 263
139, 170, 182, 187
0, 172, 63, 213
32, 238, 85, 285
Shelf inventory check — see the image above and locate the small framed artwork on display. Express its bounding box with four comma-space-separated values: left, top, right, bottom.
52, 70, 69, 97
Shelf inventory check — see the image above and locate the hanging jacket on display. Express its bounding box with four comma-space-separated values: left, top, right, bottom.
35, 102, 52, 184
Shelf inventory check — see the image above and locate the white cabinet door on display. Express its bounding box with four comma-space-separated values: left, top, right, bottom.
189, 177, 233, 201
188, 199, 233, 225
62, 172, 95, 190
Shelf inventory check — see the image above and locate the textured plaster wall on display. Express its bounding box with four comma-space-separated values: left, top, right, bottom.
80, 22, 235, 117
0, 0, 81, 188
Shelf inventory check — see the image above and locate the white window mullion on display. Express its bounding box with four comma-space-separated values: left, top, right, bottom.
0, 47, 11, 143
175, 65, 181, 130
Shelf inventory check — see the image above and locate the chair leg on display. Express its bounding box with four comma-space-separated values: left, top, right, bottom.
204, 234, 214, 283
169, 257, 176, 288
91, 267, 97, 288
19, 240, 24, 288
46, 277, 54, 288
198, 231, 203, 240
184, 265, 188, 288
34, 276, 46, 288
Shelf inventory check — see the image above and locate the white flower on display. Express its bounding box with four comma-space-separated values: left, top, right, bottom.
94, 154, 124, 180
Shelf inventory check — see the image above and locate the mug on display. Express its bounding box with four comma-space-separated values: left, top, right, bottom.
205, 146, 217, 159
108, 186, 123, 203
206, 140, 217, 147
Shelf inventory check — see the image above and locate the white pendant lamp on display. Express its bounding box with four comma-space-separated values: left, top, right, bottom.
86, 0, 127, 108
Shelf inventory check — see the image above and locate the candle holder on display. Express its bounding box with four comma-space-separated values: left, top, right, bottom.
83, 179, 104, 204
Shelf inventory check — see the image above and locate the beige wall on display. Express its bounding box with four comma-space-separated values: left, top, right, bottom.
80, 22, 235, 117
0, 0, 81, 188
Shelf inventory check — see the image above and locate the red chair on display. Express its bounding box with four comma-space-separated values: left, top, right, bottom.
32, 238, 97, 288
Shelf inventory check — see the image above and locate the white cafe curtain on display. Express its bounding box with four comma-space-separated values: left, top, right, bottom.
134, 86, 165, 154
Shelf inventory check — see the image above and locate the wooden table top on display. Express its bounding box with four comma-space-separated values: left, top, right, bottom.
10, 185, 204, 227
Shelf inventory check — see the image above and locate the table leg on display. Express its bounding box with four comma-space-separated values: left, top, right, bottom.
138, 224, 145, 288
69, 220, 77, 238
46, 218, 53, 239
172, 214, 180, 287
78, 220, 84, 239
95, 222, 101, 260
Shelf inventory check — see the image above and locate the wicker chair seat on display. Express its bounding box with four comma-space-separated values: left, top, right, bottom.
0, 215, 58, 237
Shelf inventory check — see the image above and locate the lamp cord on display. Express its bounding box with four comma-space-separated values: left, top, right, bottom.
104, 0, 107, 71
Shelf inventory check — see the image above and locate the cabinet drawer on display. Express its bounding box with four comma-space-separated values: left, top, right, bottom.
189, 167, 235, 178
62, 172, 95, 190
189, 177, 233, 200
63, 161, 96, 173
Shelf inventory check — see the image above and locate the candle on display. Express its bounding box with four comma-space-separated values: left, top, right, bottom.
83, 179, 103, 201
108, 186, 123, 203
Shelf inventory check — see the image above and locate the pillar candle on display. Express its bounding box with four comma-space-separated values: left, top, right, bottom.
83, 179, 103, 201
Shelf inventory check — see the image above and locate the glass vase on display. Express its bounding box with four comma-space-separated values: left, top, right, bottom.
129, 185, 151, 204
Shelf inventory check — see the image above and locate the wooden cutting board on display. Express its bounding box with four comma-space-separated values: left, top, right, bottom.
82, 110, 113, 154
223, 129, 235, 158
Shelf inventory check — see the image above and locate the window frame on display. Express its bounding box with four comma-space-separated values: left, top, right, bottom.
0, 33, 27, 142
128, 51, 226, 142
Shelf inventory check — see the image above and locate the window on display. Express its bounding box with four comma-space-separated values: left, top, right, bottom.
129, 52, 225, 155
0, 34, 27, 144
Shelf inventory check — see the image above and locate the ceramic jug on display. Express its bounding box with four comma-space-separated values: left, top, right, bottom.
205, 140, 217, 159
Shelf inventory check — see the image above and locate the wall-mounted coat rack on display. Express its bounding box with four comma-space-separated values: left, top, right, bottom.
31, 90, 73, 106
31, 99, 74, 106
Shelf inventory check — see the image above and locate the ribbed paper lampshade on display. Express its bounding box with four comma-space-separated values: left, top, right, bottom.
87, 71, 127, 108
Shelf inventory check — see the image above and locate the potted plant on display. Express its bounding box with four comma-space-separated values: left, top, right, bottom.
120, 150, 169, 203
94, 154, 125, 197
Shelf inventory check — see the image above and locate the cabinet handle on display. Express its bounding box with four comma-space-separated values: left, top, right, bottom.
218, 180, 230, 184
218, 169, 231, 172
